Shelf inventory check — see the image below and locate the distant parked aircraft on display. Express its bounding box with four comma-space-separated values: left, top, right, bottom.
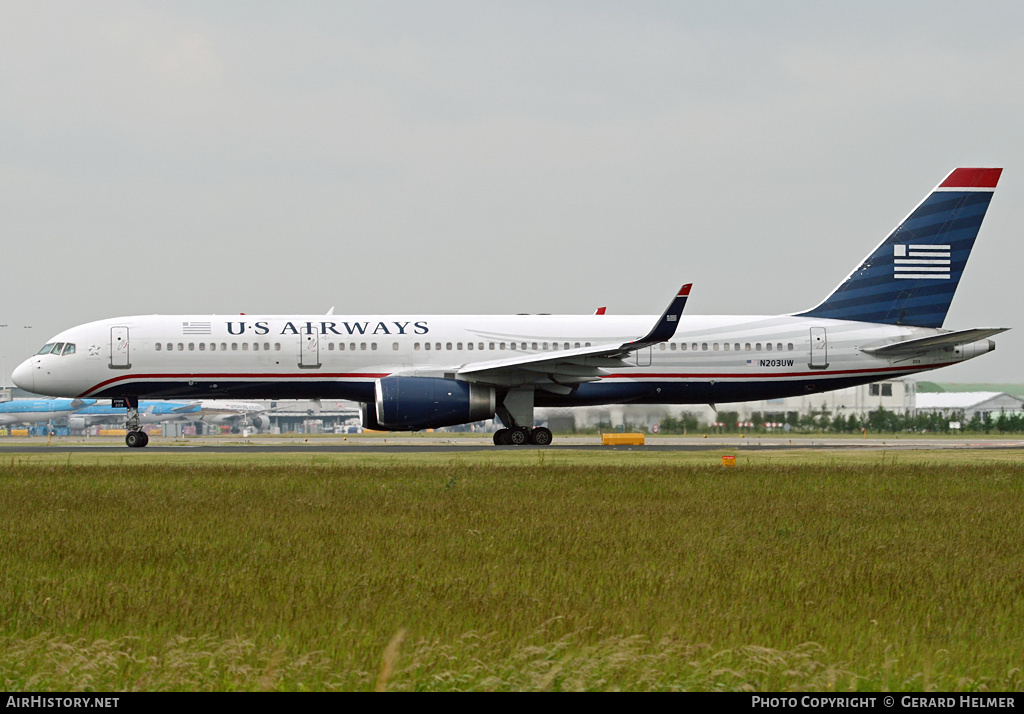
0, 398, 94, 426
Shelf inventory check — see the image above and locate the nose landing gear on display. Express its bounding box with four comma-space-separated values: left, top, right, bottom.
115, 397, 149, 448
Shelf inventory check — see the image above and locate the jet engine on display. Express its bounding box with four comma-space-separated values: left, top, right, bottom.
367, 376, 496, 431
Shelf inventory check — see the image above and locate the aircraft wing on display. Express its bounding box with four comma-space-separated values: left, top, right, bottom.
453, 285, 691, 394
862, 327, 1009, 356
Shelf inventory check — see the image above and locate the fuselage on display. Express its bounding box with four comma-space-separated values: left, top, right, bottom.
11, 312, 994, 407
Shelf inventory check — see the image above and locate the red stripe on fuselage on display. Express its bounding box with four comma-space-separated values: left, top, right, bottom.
77, 361, 952, 398
79, 372, 389, 398
601, 362, 955, 381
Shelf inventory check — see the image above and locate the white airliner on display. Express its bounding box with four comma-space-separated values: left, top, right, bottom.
13, 168, 1007, 447
194, 400, 269, 432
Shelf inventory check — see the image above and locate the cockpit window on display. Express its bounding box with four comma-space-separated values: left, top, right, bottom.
36, 343, 55, 355
61, 343, 76, 356
50, 343, 65, 355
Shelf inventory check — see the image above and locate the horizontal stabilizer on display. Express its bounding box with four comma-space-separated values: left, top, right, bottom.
862, 327, 1008, 355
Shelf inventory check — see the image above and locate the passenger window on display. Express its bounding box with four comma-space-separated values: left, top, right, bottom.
425, 343, 431, 350
199, 343, 206, 351
155, 343, 162, 351
393, 342, 399, 350
766, 343, 773, 351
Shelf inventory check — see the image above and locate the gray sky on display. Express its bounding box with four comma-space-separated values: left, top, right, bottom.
2, 1, 1022, 385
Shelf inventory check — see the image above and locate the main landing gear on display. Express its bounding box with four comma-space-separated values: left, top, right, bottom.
115, 397, 149, 448
492, 426, 553, 446
493, 387, 552, 446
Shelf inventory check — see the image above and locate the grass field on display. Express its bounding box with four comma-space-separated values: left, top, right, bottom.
0, 448, 1022, 691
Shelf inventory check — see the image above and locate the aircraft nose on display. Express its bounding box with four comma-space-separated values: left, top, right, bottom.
12, 359, 35, 392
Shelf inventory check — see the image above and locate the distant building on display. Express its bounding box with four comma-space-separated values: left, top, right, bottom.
541, 379, 918, 431
915, 392, 1024, 421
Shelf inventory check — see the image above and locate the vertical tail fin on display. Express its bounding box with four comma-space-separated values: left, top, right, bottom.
796, 168, 1001, 327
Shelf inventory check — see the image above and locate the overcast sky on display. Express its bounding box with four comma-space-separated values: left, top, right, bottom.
2, 1, 1022, 385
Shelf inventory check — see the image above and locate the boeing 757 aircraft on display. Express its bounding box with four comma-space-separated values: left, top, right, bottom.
13, 168, 1007, 447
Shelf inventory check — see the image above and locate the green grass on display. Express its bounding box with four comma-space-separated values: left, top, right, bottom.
0, 452, 1022, 691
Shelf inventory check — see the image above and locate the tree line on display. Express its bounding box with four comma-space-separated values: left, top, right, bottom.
655, 407, 1024, 435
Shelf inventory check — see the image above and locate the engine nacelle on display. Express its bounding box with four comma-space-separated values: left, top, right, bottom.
953, 339, 996, 361
372, 376, 496, 431
68, 416, 88, 431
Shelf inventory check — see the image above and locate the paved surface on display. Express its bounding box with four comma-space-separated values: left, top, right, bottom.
2, 434, 1023, 453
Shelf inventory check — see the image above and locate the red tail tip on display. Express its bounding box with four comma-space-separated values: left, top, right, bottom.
940, 168, 1002, 189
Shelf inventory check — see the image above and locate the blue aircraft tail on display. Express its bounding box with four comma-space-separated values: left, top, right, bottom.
795, 168, 1001, 328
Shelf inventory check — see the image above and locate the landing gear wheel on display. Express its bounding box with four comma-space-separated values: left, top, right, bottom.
530, 427, 553, 446
510, 427, 531, 445
493, 428, 512, 445
125, 431, 149, 448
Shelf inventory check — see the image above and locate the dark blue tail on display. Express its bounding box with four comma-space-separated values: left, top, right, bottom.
796, 168, 1001, 328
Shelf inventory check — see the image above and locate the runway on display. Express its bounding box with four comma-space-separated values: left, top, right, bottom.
3, 434, 1023, 453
